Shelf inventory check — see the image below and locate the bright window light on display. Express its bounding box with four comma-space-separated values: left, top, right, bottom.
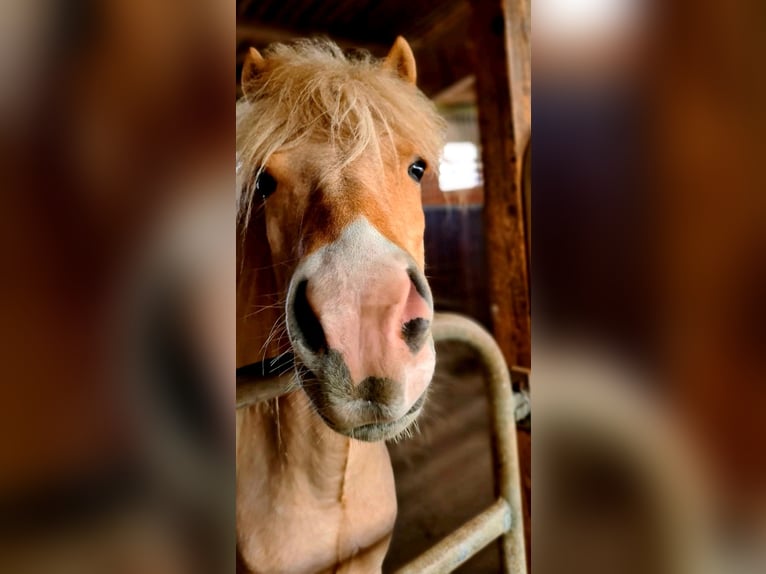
438, 142, 482, 192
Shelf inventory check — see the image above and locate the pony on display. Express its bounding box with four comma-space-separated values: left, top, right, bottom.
235, 37, 445, 572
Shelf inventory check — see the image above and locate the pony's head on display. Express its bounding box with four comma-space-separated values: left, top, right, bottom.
237, 37, 445, 441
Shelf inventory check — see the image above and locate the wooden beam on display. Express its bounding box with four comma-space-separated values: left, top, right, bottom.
505, 0, 531, 161
471, 0, 531, 370
408, 1, 472, 52
236, 23, 388, 57
236, 0, 256, 18
432, 75, 476, 106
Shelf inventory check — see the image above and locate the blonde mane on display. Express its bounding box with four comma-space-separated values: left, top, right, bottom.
236, 38, 445, 222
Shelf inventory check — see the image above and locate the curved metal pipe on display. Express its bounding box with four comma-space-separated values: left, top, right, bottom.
417, 312, 527, 574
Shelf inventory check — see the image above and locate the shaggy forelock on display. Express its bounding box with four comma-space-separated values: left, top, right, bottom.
236, 38, 446, 221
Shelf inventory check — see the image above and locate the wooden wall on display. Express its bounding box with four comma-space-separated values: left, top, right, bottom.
424, 206, 490, 328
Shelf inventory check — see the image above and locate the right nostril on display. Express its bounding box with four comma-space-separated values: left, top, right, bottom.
402, 318, 430, 353
293, 280, 327, 354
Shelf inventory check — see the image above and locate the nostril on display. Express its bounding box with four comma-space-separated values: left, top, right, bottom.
293, 280, 327, 354
402, 318, 430, 353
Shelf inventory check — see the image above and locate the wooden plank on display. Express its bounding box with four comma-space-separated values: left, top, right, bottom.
432, 75, 476, 106
236, 0, 256, 18
504, 0, 531, 161
470, 0, 531, 369
236, 23, 387, 56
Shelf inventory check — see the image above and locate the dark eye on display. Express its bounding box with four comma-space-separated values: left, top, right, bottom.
255, 170, 277, 200
408, 159, 427, 183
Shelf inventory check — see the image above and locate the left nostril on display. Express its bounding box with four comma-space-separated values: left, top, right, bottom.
402, 318, 430, 353
293, 280, 327, 354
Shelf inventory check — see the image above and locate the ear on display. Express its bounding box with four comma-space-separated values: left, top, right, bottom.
241, 47, 266, 99
383, 36, 417, 85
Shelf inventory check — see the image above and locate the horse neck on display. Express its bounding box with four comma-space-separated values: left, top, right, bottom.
272, 390, 352, 490
237, 384, 389, 499
237, 382, 397, 572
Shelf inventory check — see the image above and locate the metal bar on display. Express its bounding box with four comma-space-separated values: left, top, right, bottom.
431, 313, 527, 573
236, 354, 297, 408
236, 376, 293, 409
394, 498, 511, 574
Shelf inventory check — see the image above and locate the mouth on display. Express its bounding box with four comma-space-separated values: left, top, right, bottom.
315, 393, 427, 442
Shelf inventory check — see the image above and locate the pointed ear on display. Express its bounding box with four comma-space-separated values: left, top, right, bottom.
383, 36, 416, 85
241, 47, 266, 99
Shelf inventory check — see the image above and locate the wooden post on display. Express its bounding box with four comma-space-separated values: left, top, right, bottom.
471, 0, 531, 369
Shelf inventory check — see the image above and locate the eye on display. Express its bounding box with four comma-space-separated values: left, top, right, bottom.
407, 159, 427, 183
255, 170, 277, 200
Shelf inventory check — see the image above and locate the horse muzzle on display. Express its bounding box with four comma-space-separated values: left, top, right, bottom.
285, 218, 435, 440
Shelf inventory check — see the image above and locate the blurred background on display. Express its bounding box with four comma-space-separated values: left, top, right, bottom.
0, 0, 234, 572
534, 0, 766, 573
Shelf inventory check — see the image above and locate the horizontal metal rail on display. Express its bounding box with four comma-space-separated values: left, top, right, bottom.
236, 376, 291, 408
394, 497, 511, 574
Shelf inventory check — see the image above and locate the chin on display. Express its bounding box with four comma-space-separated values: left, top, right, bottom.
315, 393, 428, 443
